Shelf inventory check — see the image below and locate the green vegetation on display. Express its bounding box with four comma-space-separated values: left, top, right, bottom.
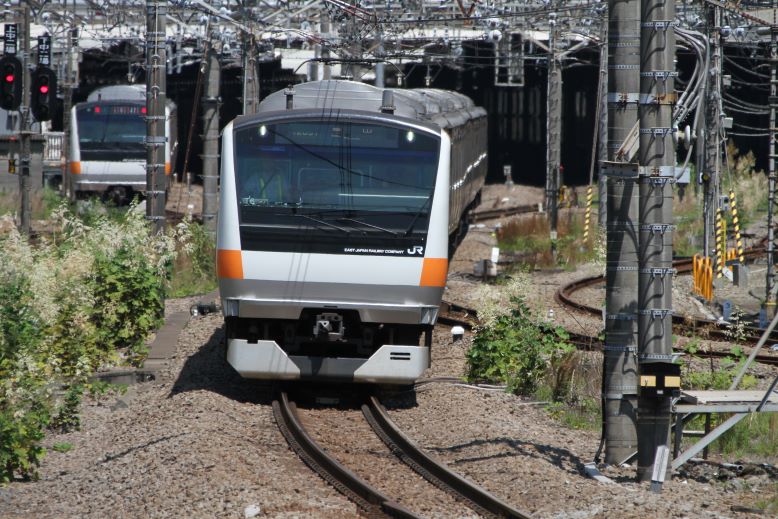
0, 202, 184, 482
754, 482, 778, 515
167, 219, 217, 297
466, 297, 600, 429
51, 443, 74, 454
0, 186, 63, 221
543, 397, 601, 430
674, 143, 767, 257
679, 340, 778, 458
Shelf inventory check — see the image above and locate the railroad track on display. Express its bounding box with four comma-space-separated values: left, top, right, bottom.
439, 299, 778, 368
273, 390, 531, 518
553, 251, 778, 366
469, 204, 540, 223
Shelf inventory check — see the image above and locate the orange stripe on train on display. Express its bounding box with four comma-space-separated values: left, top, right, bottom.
217, 249, 244, 279
420, 258, 448, 287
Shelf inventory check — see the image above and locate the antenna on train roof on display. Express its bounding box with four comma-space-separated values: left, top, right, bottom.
284, 84, 295, 110
380, 90, 395, 114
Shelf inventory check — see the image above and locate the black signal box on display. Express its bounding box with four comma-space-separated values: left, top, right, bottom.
639, 362, 682, 399
0, 55, 22, 111
30, 66, 57, 121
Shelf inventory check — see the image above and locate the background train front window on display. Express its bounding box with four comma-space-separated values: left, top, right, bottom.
234, 120, 439, 229
76, 103, 146, 161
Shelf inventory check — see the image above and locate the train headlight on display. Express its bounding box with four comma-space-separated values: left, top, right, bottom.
259, 125, 267, 137
405, 130, 415, 143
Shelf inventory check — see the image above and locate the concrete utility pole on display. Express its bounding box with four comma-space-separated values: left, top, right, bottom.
375, 38, 386, 88
597, 14, 608, 229
62, 0, 77, 202
321, 16, 332, 81
545, 16, 562, 256
242, 33, 258, 115
703, 6, 722, 268
145, 0, 167, 234
201, 45, 221, 235
767, 17, 778, 311
603, 0, 640, 465
637, 0, 676, 481
19, 4, 31, 235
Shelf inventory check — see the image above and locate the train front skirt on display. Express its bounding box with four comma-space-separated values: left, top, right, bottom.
226, 339, 429, 384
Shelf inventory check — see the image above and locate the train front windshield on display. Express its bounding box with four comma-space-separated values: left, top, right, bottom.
234, 120, 439, 236
76, 103, 146, 161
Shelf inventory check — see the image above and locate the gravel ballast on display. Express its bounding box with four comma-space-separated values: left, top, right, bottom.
3, 184, 776, 518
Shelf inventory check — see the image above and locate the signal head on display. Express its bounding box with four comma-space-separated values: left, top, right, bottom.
0, 55, 22, 110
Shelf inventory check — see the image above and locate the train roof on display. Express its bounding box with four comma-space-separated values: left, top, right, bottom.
82, 84, 176, 110
257, 80, 486, 130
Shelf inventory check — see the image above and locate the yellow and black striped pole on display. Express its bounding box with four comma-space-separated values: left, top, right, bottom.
715, 209, 725, 278
729, 190, 745, 264
583, 185, 593, 243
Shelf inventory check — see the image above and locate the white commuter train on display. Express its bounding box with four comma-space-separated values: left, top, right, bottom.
69, 84, 177, 202
217, 80, 487, 384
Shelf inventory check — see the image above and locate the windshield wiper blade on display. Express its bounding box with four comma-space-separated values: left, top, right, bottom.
292, 213, 350, 233
404, 195, 433, 237
336, 217, 400, 237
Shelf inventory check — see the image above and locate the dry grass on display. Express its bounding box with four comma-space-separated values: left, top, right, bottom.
497, 210, 603, 269
0, 186, 62, 221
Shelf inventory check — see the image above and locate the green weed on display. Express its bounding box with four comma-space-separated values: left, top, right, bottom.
167, 219, 216, 297
0, 200, 182, 481
466, 297, 575, 397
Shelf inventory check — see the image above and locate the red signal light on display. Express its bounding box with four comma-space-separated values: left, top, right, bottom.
141, 106, 147, 114
39, 85, 48, 94
94, 106, 101, 113
4, 74, 13, 83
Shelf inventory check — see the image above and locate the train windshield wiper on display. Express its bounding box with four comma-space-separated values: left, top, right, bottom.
291, 213, 350, 233
403, 195, 433, 237
335, 217, 400, 237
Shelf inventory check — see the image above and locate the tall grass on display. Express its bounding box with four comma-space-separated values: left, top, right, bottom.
496, 211, 604, 269
0, 186, 63, 221
167, 219, 217, 297
0, 202, 187, 481
675, 143, 767, 257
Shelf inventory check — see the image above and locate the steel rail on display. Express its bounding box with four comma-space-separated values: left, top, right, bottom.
554, 249, 778, 347
438, 300, 778, 367
272, 392, 419, 519
363, 396, 533, 519
468, 204, 541, 223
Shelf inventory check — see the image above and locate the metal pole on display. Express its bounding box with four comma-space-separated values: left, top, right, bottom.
637, 0, 675, 481
767, 17, 778, 312
242, 33, 258, 115
201, 46, 220, 235
62, 2, 75, 201
703, 6, 722, 265
603, 0, 640, 465
145, 0, 167, 234
321, 16, 331, 81
18, 4, 30, 235
597, 14, 609, 229
545, 19, 562, 256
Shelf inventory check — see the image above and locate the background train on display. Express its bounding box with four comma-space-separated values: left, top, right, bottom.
69, 84, 177, 202
217, 80, 487, 384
